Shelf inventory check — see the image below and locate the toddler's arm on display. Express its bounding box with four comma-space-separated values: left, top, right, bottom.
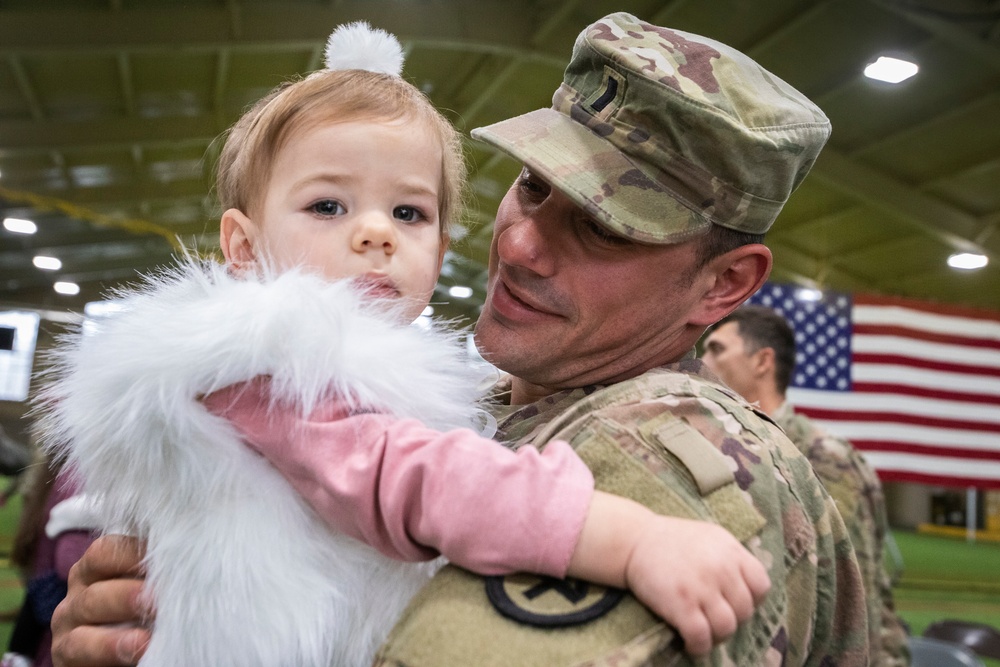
204, 380, 593, 576
205, 380, 770, 655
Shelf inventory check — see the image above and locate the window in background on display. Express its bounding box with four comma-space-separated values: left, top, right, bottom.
0, 311, 41, 402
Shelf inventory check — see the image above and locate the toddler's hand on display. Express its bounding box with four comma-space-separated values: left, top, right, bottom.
623, 516, 770, 656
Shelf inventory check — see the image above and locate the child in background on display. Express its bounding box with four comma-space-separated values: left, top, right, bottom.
41, 22, 769, 667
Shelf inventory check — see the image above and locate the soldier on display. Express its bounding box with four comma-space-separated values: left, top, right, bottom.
702, 305, 911, 666
51, 12, 869, 667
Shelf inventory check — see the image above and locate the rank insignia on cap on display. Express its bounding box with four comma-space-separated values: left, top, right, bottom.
485, 574, 625, 628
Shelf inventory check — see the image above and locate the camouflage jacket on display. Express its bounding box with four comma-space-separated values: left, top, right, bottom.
773, 403, 911, 667
373, 358, 869, 667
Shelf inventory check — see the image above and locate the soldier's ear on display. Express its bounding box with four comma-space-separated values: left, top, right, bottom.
754, 346, 776, 379
689, 244, 772, 327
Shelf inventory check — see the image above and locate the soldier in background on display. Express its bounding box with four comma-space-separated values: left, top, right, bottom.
52, 12, 869, 667
703, 305, 911, 666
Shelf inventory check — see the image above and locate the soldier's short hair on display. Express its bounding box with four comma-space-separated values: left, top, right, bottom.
694, 227, 766, 270
716, 306, 797, 394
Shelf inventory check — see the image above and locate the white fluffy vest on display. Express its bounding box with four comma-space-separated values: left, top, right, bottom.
40, 262, 492, 667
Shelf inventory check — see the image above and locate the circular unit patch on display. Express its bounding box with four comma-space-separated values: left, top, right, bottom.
485, 574, 625, 628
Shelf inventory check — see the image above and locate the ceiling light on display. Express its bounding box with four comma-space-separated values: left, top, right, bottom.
54, 281, 80, 295
448, 285, 473, 299
33, 255, 62, 271
84, 300, 126, 319
947, 252, 988, 270
864, 56, 918, 84
3, 217, 37, 234
796, 287, 823, 302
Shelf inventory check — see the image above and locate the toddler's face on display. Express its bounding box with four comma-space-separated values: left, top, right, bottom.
234, 118, 446, 322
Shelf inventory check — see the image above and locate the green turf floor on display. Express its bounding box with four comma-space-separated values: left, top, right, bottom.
0, 493, 25, 651
890, 529, 1000, 665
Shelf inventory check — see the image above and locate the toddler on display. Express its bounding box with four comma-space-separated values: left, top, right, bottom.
40, 22, 769, 667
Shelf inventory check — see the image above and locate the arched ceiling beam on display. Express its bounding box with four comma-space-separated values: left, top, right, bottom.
0, 3, 565, 67
810, 147, 994, 256
878, 1, 1000, 71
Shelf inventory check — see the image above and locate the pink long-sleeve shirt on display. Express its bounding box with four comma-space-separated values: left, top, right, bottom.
204, 383, 593, 577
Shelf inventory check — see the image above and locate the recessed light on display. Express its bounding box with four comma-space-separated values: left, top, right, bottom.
54, 281, 80, 295
864, 56, 918, 84
796, 287, 823, 302
33, 255, 62, 271
947, 252, 988, 270
84, 300, 126, 318
3, 217, 36, 234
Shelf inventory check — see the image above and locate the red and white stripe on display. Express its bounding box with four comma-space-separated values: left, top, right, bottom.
789, 294, 1000, 489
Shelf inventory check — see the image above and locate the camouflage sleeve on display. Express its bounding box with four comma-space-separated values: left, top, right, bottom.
847, 446, 910, 667
782, 407, 907, 666
877, 572, 912, 667
807, 436, 886, 665
865, 468, 911, 667
587, 393, 871, 666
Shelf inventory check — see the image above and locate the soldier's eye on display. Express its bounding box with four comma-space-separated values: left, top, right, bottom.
516, 169, 549, 198
583, 218, 628, 245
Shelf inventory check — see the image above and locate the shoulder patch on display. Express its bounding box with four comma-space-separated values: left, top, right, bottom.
485, 574, 625, 628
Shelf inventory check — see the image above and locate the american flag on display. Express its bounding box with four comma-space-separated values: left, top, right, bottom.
748, 282, 1000, 489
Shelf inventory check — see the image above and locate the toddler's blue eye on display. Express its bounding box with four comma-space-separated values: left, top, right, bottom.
394, 206, 423, 223
312, 200, 345, 216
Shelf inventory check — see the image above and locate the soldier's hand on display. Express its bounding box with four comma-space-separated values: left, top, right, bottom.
624, 516, 771, 656
51, 535, 152, 667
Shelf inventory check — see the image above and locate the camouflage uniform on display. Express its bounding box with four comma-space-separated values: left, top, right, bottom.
370, 13, 866, 667
774, 402, 911, 666
373, 357, 869, 666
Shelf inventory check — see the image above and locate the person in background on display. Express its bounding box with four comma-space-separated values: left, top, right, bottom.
702, 304, 911, 666
2, 452, 95, 667
49, 12, 871, 667
0, 424, 34, 507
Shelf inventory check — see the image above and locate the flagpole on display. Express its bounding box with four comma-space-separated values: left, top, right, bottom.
966, 486, 977, 543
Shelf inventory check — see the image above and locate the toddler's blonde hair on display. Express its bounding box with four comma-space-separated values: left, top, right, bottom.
216, 69, 466, 241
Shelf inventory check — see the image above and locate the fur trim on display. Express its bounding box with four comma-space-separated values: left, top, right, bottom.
38, 260, 492, 667
324, 22, 404, 76
45, 493, 102, 539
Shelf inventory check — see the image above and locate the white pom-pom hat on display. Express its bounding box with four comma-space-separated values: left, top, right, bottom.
324, 21, 404, 76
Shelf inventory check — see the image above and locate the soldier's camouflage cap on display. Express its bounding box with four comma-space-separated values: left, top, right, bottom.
471, 12, 832, 244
